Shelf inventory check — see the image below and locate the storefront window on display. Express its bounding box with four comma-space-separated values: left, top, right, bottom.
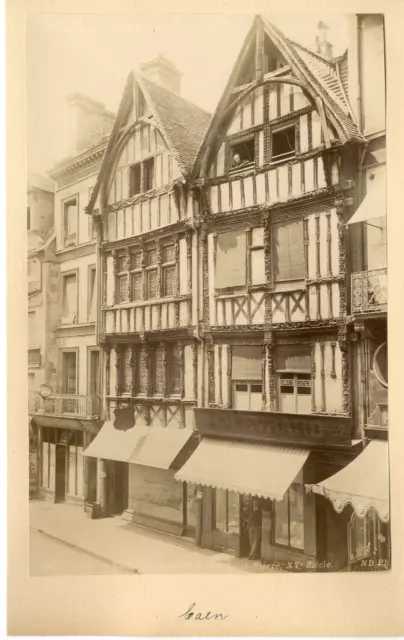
214, 489, 240, 534
185, 483, 198, 529
274, 475, 304, 550
128, 466, 183, 524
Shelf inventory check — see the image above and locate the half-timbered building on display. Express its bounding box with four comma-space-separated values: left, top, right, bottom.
176, 15, 378, 568
84, 57, 211, 536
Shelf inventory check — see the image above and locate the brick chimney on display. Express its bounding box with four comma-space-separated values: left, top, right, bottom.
67, 93, 115, 156
140, 54, 182, 94
315, 21, 333, 61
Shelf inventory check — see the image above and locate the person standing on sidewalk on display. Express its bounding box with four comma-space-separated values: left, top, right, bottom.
247, 498, 262, 561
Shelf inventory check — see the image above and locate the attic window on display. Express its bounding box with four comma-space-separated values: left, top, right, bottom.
130, 164, 141, 196
230, 137, 255, 171
271, 125, 296, 162
144, 158, 155, 191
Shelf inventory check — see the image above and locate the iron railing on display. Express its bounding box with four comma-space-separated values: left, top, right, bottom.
28, 393, 99, 419
351, 268, 387, 314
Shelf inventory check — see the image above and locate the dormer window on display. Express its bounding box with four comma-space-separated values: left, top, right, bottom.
230, 137, 255, 172
271, 125, 296, 162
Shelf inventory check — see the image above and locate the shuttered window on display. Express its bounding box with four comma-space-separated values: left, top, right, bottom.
163, 266, 175, 297
168, 344, 182, 395
272, 219, 304, 281
62, 274, 77, 323
63, 199, 78, 247
147, 270, 157, 299
132, 272, 143, 301
216, 230, 246, 289
231, 346, 262, 380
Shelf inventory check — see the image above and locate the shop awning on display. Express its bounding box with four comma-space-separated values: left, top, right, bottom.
175, 438, 310, 501
84, 422, 194, 469
306, 441, 389, 522
128, 427, 194, 469
347, 179, 386, 226
83, 421, 149, 463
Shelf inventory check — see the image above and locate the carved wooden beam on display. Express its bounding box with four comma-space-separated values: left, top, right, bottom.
315, 97, 331, 149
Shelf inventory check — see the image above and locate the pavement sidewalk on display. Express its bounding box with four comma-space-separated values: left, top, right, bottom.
30, 500, 263, 574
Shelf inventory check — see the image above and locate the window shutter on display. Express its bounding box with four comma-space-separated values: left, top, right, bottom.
231, 346, 262, 380
216, 230, 246, 289
63, 275, 77, 321
273, 220, 304, 281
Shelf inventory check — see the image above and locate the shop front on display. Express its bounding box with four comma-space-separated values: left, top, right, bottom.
175, 437, 318, 565
84, 414, 198, 535
35, 419, 98, 507
306, 440, 390, 571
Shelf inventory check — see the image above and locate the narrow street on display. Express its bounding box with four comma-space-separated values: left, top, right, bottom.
29, 528, 129, 576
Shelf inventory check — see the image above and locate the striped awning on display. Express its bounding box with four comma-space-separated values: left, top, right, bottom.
306, 440, 389, 522
175, 437, 310, 501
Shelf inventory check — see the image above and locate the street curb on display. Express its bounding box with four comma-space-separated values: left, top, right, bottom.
36, 527, 140, 574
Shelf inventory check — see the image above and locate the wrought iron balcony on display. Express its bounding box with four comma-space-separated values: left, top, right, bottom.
28, 393, 99, 419
351, 268, 387, 315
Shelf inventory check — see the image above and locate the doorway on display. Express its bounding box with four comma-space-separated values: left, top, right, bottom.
55, 444, 66, 502
108, 461, 128, 516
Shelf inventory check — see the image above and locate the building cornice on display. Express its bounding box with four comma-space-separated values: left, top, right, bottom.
48, 140, 108, 180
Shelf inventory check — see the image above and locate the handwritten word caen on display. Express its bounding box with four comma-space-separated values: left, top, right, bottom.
179, 603, 228, 621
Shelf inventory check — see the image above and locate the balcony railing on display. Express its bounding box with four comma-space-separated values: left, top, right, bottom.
351, 268, 387, 314
28, 393, 99, 419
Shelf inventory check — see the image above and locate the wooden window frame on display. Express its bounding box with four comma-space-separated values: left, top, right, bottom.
161, 242, 176, 298
271, 219, 305, 285
130, 251, 143, 302
270, 122, 297, 164
60, 347, 79, 396
129, 163, 142, 197
145, 245, 158, 300
60, 268, 79, 324
167, 343, 182, 396
232, 379, 263, 411
61, 194, 79, 248
276, 372, 312, 413
228, 134, 256, 174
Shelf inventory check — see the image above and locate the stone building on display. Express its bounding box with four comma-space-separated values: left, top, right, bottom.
28, 173, 56, 497
29, 95, 114, 506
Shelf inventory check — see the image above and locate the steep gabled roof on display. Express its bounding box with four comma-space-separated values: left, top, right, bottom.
259, 17, 363, 142
87, 71, 211, 214
194, 15, 364, 176
137, 75, 211, 177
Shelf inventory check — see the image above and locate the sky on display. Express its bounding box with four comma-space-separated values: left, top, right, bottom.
26, 13, 350, 174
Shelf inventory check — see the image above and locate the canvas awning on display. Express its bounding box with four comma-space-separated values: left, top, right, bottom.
175, 438, 310, 501
347, 173, 386, 226
306, 440, 389, 522
83, 421, 149, 463
128, 427, 194, 469
84, 422, 194, 469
